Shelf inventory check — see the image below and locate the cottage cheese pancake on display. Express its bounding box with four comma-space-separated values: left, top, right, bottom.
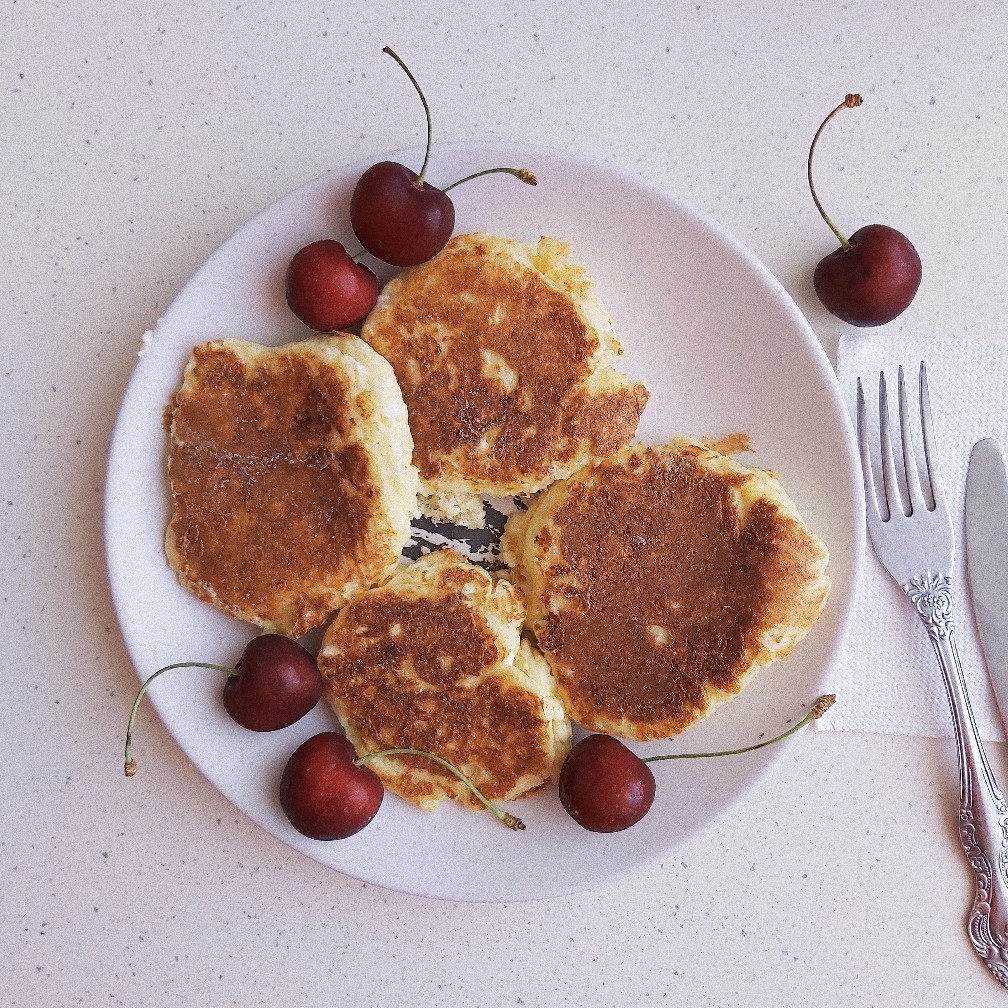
502, 437, 832, 740
361, 232, 649, 527
165, 334, 419, 637
318, 549, 571, 812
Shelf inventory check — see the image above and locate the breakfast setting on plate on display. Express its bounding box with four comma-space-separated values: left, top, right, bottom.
7, 7, 1008, 1006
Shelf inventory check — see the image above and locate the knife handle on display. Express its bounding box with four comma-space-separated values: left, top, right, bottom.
913, 585, 1008, 988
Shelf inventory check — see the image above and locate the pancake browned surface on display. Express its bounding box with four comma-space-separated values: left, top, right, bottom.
165, 334, 419, 637
361, 232, 649, 527
318, 549, 571, 812
502, 437, 832, 740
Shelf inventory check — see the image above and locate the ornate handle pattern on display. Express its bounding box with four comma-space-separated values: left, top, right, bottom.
904, 573, 1008, 989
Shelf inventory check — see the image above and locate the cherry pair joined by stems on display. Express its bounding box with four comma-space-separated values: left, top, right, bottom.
808, 94, 921, 327
284, 46, 536, 332
123, 638, 523, 840
558, 695, 836, 833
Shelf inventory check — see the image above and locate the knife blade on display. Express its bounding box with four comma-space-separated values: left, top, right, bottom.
965, 437, 1008, 732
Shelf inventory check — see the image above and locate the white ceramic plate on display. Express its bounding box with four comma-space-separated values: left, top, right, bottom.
105, 143, 864, 902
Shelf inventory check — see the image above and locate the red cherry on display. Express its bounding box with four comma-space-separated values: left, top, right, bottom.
559, 735, 656, 833
349, 48, 455, 268
223, 634, 323, 733
350, 161, 455, 268
280, 732, 384, 841
556, 698, 837, 834
284, 239, 379, 331
813, 223, 922, 326
808, 94, 921, 327
123, 636, 326, 776
350, 47, 537, 268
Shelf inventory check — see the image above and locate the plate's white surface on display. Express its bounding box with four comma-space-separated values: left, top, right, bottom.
104, 143, 864, 903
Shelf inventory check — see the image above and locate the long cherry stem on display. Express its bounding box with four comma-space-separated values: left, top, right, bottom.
808, 94, 862, 251
642, 695, 835, 764
383, 46, 433, 187
124, 661, 235, 777
443, 167, 538, 193
355, 747, 525, 830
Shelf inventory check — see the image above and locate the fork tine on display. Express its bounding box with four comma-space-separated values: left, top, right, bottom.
919, 362, 944, 512
878, 371, 904, 520
856, 377, 884, 524
897, 364, 927, 515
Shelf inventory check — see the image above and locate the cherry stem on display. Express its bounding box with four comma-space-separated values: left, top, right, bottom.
442, 167, 538, 193
642, 695, 836, 764
807, 94, 863, 251
350, 248, 368, 264
123, 661, 235, 777
355, 747, 526, 830
383, 46, 433, 188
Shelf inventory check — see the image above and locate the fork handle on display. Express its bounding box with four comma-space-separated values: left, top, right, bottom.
906, 575, 1008, 988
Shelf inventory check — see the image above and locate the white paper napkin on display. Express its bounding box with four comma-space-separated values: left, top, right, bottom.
824, 334, 1008, 741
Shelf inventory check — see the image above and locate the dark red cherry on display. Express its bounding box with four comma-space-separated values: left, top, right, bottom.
123, 636, 326, 777
223, 634, 323, 732
555, 698, 837, 835
349, 48, 455, 267
808, 94, 921, 327
350, 161, 455, 267
349, 47, 537, 269
559, 734, 656, 833
813, 223, 922, 327
285, 239, 379, 331
280, 732, 384, 840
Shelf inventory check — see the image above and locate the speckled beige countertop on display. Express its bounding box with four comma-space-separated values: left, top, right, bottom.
4, 3, 1008, 1005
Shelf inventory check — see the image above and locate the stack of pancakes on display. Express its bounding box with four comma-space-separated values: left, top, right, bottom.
164, 233, 830, 814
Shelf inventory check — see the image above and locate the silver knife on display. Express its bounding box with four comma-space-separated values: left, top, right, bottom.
965, 437, 1008, 732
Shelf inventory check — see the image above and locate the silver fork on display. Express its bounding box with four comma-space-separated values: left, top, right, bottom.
858, 362, 1008, 988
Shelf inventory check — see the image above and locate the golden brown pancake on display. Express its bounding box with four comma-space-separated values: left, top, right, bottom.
502, 437, 832, 740
361, 232, 649, 527
318, 549, 571, 812
165, 334, 419, 637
